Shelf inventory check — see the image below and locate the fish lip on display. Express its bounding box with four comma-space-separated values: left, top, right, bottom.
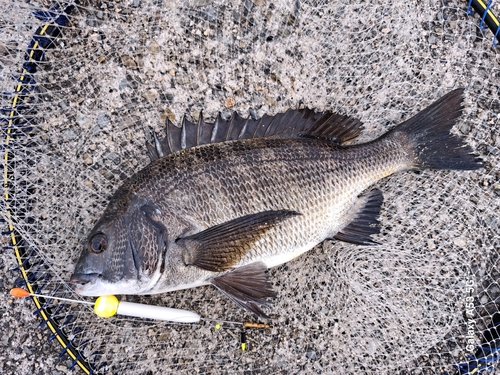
69, 272, 100, 285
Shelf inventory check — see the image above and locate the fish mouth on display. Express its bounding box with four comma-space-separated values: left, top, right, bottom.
70, 272, 100, 285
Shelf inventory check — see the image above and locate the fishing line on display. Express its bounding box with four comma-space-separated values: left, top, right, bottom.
10, 288, 268, 324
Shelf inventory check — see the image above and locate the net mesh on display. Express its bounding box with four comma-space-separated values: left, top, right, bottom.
1, 0, 499, 373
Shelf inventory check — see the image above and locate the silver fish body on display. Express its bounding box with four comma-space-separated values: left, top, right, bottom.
71, 89, 481, 316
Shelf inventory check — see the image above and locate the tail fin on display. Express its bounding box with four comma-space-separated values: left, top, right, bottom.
391, 88, 482, 170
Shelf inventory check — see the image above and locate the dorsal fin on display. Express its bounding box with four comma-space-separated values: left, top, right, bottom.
147, 108, 364, 161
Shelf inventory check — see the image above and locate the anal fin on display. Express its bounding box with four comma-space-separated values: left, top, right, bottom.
211, 262, 276, 318
333, 189, 384, 245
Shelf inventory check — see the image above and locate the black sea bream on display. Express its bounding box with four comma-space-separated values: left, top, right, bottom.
70, 89, 481, 317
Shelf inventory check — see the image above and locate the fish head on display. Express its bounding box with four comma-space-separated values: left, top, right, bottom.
70, 190, 169, 296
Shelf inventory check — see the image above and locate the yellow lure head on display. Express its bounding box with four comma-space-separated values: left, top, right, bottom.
94, 295, 119, 318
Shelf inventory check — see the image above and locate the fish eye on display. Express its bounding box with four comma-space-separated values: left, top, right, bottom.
89, 233, 107, 253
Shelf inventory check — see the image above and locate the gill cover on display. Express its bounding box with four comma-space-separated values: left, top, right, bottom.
71, 192, 168, 289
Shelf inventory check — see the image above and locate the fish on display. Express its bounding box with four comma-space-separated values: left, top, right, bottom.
70, 88, 482, 317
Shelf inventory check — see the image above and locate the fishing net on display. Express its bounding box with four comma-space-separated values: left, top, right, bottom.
1, 0, 499, 374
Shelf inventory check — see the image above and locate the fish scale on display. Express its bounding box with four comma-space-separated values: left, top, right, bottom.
98, 138, 415, 289
71, 89, 482, 317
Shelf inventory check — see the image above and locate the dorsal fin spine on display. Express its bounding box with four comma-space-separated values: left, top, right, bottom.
180, 117, 187, 149
167, 119, 176, 154
197, 111, 204, 144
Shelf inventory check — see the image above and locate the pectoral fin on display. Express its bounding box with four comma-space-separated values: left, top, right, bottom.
333, 189, 383, 245
176, 210, 300, 272
211, 262, 276, 318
